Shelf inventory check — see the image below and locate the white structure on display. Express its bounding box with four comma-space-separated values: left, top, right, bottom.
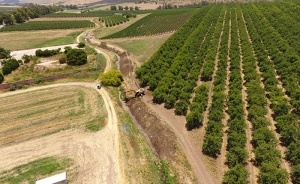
36, 172, 67, 184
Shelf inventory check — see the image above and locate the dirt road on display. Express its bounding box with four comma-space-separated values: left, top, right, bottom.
0, 82, 121, 183
10, 44, 78, 60
1, 32, 121, 183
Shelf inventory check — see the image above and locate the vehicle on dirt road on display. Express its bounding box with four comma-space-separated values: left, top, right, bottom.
97, 83, 102, 89
123, 88, 145, 102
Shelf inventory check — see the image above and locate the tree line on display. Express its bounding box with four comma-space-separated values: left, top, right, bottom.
0, 4, 63, 25
110, 5, 139, 11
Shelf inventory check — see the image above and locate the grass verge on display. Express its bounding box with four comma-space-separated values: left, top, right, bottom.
0, 157, 72, 184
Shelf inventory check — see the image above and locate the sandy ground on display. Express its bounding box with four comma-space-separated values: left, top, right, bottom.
10, 44, 78, 60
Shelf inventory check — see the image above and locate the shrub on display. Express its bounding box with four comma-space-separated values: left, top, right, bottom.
59, 57, 66, 64
98, 69, 123, 86
2, 59, 19, 75
22, 54, 30, 63
64, 46, 72, 54
223, 164, 249, 184
0, 71, 4, 83
186, 111, 203, 129
36, 48, 61, 57
174, 100, 188, 115
78, 42, 86, 48
66, 49, 87, 66
0, 47, 10, 59
9, 83, 23, 91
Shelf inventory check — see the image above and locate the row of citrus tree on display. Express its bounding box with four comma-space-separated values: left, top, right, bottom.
222, 8, 249, 183
237, 5, 288, 183
100, 15, 128, 27
0, 21, 94, 32
152, 6, 222, 116
136, 6, 212, 88
246, 3, 300, 182
43, 12, 113, 17
101, 8, 196, 39
202, 6, 229, 158
184, 7, 226, 130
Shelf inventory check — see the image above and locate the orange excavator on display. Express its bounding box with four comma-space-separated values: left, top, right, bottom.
123, 88, 145, 102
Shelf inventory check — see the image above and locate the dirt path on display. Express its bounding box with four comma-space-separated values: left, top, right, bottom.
0, 82, 121, 184
10, 44, 78, 60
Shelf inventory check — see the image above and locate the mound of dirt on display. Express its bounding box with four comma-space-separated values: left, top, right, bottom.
119, 52, 134, 77
126, 97, 176, 160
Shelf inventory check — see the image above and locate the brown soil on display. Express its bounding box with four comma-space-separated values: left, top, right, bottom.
115, 35, 216, 184
125, 98, 177, 160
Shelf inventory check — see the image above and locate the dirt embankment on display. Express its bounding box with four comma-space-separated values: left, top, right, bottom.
126, 98, 177, 160
96, 42, 177, 160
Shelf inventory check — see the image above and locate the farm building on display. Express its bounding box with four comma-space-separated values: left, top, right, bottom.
36, 172, 67, 184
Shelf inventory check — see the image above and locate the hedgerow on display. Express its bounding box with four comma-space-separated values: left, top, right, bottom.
223, 8, 249, 183
100, 15, 128, 27
236, 5, 288, 182
203, 6, 229, 156
43, 12, 113, 17
2, 59, 20, 75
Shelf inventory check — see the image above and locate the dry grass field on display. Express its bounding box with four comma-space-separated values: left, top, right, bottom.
0, 29, 84, 50
106, 33, 172, 64
0, 85, 107, 148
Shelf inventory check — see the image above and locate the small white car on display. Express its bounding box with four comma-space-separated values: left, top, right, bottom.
97, 83, 102, 89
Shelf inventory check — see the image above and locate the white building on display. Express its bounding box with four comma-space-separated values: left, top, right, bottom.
36, 172, 67, 184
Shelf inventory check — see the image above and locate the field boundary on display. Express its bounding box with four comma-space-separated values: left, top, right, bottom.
0, 74, 69, 90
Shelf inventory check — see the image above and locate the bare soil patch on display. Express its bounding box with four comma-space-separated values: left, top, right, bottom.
125, 98, 177, 160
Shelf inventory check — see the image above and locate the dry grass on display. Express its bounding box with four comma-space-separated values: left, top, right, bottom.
0, 29, 84, 50
106, 33, 172, 64
0, 86, 107, 147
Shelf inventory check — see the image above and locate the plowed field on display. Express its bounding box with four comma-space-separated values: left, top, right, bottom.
0, 85, 107, 148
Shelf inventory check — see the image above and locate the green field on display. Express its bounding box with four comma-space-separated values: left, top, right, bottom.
34, 31, 83, 47
0, 29, 84, 50
101, 8, 196, 38
108, 34, 171, 63
0, 21, 94, 32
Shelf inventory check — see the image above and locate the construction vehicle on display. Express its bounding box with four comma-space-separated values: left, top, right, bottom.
123, 88, 145, 102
